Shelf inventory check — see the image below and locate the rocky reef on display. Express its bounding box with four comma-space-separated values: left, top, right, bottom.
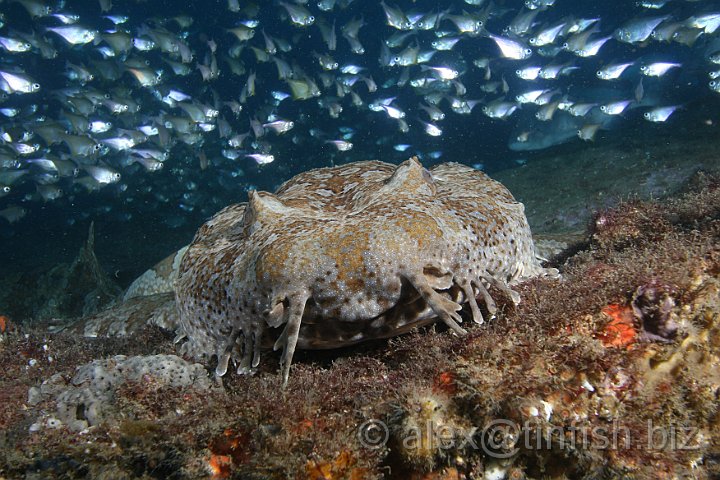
0, 223, 121, 326
1, 170, 720, 479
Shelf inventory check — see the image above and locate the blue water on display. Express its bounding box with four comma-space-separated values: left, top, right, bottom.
0, 0, 719, 286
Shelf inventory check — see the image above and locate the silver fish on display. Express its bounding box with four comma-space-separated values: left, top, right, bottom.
640, 62, 681, 77
597, 62, 634, 80
279, 2, 315, 27
485, 33, 533, 60
643, 105, 680, 122
614, 15, 669, 44
0, 70, 40, 93
84, 164, 121, 184
246, 153, 275, 164
46, 25, 97, 45
600, 99, 632, 115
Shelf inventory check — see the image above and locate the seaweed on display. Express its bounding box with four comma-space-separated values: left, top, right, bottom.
2, 172, 720, 479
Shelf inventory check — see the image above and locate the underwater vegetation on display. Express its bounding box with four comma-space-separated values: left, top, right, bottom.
0, 168, 719, 479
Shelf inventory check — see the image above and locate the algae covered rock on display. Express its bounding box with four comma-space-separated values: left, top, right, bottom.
29, 354, 213, 431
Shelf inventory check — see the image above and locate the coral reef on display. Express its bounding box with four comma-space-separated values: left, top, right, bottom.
1, 170, 719, 479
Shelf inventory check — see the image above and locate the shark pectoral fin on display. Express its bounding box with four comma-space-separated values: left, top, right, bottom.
405, 273, 466, 335
272, 291, 309, 387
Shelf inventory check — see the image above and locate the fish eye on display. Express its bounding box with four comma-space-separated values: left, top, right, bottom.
529, 38, 537, 45
596, 70, 602, 75
32, 83, 40, 90
643, 112, 650, 118
93, 144, 101, 150
309, 16, 315, 22
711, 81, 717, 87
2, 186, 10, 192
515, 69, 522, 74
600, 106, 607, 111
562, 42, 569, 48
524, 48, 532, 54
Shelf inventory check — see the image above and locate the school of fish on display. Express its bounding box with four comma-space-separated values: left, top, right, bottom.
0, 0, 719, 227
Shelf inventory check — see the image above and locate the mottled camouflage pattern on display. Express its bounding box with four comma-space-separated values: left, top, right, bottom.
175, 158, 557, 384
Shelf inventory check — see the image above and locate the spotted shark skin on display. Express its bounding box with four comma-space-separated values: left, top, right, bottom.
174, 157, 558, 384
